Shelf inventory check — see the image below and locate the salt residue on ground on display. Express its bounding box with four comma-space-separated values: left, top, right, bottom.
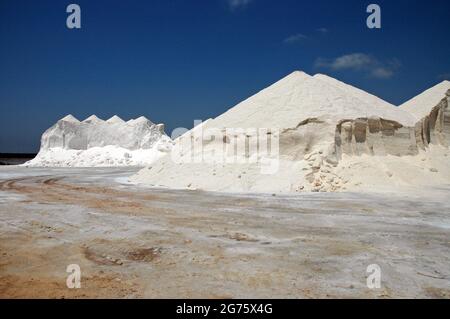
25, 143, 169, 168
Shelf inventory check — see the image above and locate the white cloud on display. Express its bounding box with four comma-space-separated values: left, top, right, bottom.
316, 53, 373, 71
371, 67, 394, 79
315, 53, 400, 79
283, 33, 307, 44
228, 0, 253, 10
283, 28, 327, 44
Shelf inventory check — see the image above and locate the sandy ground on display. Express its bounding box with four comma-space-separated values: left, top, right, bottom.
0, 167, 449, 299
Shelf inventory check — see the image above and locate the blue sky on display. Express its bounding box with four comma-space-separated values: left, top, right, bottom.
1, 0, 450, 152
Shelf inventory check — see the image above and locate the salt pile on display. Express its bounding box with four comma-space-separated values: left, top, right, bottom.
131, 71, 450, 193
400, 81, 450, 149
25, 115, 172, 167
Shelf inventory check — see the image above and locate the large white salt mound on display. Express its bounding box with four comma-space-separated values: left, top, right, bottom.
131, 71, 450, 194
26, 115, 173, 167
204, 71, 412, 129
40, 115, 168, 151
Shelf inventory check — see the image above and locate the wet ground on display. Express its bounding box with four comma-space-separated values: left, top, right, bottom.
0, 167, 449, 298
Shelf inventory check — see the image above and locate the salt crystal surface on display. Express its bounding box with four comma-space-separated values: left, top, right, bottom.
25, 115, 172, 167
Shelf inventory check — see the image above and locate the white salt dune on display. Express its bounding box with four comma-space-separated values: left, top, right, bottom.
25, 115, 173, 167
132, 71, 450, 194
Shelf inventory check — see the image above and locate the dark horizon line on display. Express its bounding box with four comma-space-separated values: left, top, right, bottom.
0, 153, 37, 158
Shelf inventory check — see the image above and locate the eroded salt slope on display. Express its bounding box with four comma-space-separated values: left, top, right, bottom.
399, 81, 450, 150
26, 115, 172, 167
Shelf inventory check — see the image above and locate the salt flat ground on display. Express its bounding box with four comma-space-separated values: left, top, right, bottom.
0, 167, 449, 298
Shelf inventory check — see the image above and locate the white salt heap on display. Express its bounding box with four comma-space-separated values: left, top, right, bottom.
201, 71, 414, 128
131, 71, 450, 193
25, 115, 172, 167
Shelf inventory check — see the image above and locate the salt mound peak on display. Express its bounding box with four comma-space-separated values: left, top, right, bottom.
207, 70, 412, 129
127, 116, 153, 125
401, 80, 450, 120
284, 70, 311, 79
106, 115, 125, 124
83, 115, 104, 123
60, 114, 80, 123
269, 70, 312, 89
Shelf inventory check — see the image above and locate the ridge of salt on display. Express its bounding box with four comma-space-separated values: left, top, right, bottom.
313, 73, 394, 108
400, 81, 450, 120
60, 114, 80, 123
127, 116, 153, 125
106, 115, 125, 124
313, 73, 415, 126
83, 115, 104, 123
207, 70, 411, 129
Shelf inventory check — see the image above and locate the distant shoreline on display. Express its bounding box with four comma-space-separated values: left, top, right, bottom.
0, 153, 36, 165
